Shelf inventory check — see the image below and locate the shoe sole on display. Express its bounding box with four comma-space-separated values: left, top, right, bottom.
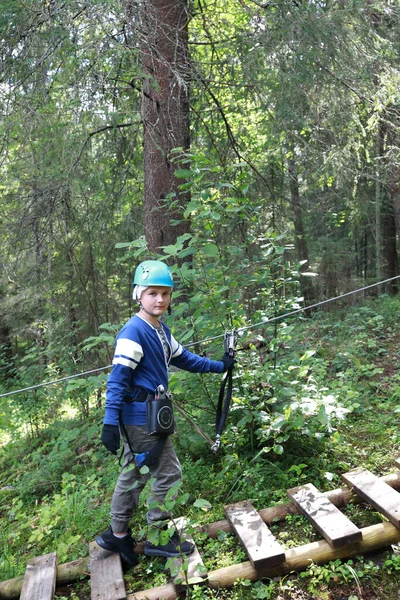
144, 546, 195, 558
95, 535, 139, 567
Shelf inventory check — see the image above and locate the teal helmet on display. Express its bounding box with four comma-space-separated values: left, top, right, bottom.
133, 260, 174, 288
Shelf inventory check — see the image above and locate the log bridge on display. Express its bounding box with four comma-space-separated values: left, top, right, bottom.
2, 462, 400, 600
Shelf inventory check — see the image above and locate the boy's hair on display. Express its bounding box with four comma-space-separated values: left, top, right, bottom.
133, 285, 147, 302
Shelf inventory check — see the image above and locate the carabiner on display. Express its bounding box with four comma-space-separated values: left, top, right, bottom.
224, 329, 238, 358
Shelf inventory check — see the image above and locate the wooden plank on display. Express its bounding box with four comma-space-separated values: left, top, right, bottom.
342, 468, 400, 528
224, 501, 285, 568
287, 483, 362, 548
19, 552, 57, 600
89, 541, 126, 600
394, 457, 400, 469
128, 520, 400, 600
167, 518, 208, 586
170, 536, 208, 586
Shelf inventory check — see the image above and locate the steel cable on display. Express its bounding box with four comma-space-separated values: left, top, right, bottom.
1, 274, 399, 399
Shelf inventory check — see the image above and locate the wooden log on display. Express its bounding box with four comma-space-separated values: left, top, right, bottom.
127, 520, 400, 600
0, 557, 89, 600
287, 483, 362, 548
2, 472, 400, 600
342, 468, 400, 528
224, 501, 285, 567
89, 542, 126, 600
19, 552, 57, 600
201, 472, 400, 538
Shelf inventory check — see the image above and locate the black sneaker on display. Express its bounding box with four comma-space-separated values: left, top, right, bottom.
96, 526, 139, 568
144, 531, 195, 557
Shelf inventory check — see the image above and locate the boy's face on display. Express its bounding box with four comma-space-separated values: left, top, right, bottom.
140, 286, 172, 317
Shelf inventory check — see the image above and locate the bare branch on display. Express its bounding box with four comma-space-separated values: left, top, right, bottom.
71, 122, 139, 170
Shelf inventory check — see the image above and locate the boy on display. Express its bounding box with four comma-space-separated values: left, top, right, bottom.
96, 260, 234, 568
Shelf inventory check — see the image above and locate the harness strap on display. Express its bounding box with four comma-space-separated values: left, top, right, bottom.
118, 417, 167, 468
211, 365, 233, 453
128, 388, 155, 403
211, 329, 237, 453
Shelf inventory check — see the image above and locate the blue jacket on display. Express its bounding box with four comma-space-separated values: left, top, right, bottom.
104, 314, 225, 426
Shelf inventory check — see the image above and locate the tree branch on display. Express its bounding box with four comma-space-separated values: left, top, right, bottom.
71, 122, 139, 170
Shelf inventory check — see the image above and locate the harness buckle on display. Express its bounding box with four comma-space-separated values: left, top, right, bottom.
210, 435, 221, 454
224, 329, 238, 358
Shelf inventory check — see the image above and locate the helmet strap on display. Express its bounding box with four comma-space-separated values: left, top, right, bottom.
138, 303, 154, 317
138, 302, 172, 319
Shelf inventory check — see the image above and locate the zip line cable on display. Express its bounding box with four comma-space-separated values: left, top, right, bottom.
0, 366, 113, 398
1, 273, 399, 399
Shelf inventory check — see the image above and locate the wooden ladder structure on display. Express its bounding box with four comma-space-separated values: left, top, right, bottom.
10, 463, 400, 600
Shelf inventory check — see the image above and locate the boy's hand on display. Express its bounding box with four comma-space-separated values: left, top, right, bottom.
101, 424, 120, 455
221, 352, 236, 371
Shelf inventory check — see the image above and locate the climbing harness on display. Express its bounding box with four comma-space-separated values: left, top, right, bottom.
119, 385, 174, 469
119, 415, 168, 469
211, 329, 238, 454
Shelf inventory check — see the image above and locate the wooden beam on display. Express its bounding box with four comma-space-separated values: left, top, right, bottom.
287, 483, 362, 548
170, 538, 207, 586
167, 517, 208, 586
19, 553, 57, 600
342, 468, 400, 528
224, 501, 285, 567
89, 542, 126, 600
200, 472, 400, 539
2, 472, 400, 600
127, 521, 400, 600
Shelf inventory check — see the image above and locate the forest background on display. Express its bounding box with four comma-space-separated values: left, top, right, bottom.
1, 1, 400, 599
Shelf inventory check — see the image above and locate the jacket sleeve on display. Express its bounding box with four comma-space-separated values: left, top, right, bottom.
104, 336, 144, 425
169, 334, 224, 374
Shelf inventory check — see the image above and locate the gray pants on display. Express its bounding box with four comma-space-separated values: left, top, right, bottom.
110, 425, 182, 534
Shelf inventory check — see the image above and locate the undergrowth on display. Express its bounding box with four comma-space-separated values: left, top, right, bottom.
1, 295, 400, 600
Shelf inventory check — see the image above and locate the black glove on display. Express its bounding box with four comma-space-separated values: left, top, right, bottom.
101, 424, 120, 455
221, 352, 236, 372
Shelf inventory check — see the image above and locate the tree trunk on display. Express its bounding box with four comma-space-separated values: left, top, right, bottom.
381, 191, 398, 294
139, 0, 191, 252
375, 127, 383, 281
286, 153, 315, 307
390, 172, 400, 242
0, 317, 14, 376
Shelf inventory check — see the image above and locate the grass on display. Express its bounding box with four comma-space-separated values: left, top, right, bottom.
1, 294, 400, 598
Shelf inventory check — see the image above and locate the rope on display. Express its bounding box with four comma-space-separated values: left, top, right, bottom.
1, 274, 399, 399
0, 366, 112, 398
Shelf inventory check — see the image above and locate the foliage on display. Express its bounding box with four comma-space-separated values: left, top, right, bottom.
1, 0, 400, 433
0, 0, 400, 597
1, 295, 399, 600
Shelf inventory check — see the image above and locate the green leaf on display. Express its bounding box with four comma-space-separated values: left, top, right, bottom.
318, 405, 328, 426
300, 350, 316, 361
193, 498, 212, 510
203, 243, 219, 256
174, 168, 194, 178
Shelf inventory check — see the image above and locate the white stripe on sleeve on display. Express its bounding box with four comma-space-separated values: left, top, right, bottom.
113, 338, 143, 370
170, 334, 183, 357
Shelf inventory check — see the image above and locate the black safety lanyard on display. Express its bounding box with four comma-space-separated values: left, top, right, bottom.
118, 415, 168, 468
211, 329, 237, 453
